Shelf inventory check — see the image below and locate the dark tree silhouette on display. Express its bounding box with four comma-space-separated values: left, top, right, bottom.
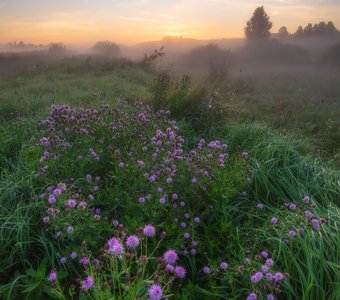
244, 6, 272, 40
278, 26, 289, 38
295, 26, 304, 36
326, 21, 337, 34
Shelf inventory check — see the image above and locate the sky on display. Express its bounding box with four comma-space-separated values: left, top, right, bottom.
1, 0, 340, 45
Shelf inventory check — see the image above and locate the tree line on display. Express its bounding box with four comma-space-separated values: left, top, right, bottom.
245, 6, 339, 40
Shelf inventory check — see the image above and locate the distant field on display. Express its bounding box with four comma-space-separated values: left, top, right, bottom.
0, 58, 339, 299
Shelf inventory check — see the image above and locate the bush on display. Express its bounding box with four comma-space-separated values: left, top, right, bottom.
92, 41, 121, 58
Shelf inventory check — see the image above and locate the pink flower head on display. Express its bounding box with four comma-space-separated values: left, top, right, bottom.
48, 195, 57, 204
247, 292, 257, 300
220, 262, 228, 270
126, 235, 140, 249
48, 270, 57, 282
108, 241, 124, 256
165, 264, 175, 273
271, 217, 278, 224
163, 249, 178, 265
143, 224, 156, 237
251, 272, 263, 283
148, 283, 163, 300
174, 265, 186, 279
81, 276, 94, 290
80, 256, 89, 266
67, 199, 77, 208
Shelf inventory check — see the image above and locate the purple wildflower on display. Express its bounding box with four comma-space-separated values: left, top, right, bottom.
48, 195, 57, 204
48, 270, 57, 283
108, 241, 124, 256
289, 230, 296, 237
60, 257, 67, 264
174, 266, 186, 279
148, 284, 163, 300
289, 203, 297, 211
251, 272, 263, 283
81, 276, 94, 290
266, 259, 274, 267
274, 272, 284, 282
80, 256, 89, 266
271, 217, 278, 224
247, 292, 257, 300
126, 235, 140, 249
67, 199, 77, 208
66, 226, 74, 234
166, 264, 175, 272
220, 262, 228, 270
257, 203, 264, 209
303, 195, 310, 203
143, 224, 156, 237
164, 250, 178, 265
311, 219, 320, 231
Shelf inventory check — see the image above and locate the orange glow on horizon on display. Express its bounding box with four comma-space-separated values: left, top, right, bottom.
1, 1, 340, 46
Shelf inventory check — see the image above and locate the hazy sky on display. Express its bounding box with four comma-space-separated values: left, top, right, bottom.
1, 0, 340, 45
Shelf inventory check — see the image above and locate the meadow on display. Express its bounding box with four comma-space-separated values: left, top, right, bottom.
0, 56, 339, 300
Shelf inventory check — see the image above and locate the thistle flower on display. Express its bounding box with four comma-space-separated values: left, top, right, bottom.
266, 259, 274, 267
66, 226, 74, 234
108, 241, 124, 256
203, 266, 210, 274
257, 203, 264, 209
48, 195, 57, 204
80, 256, 89, 266
289, 203, 297, 211
67, 199, 77, 208
48, 270, 57, 283
126, 235, 139, 249
163, 249, 178, 265
251, 272, 263, 283
311, 219, 320, 231
165, 264, 175, 273
70, 252, 77, 259
247, 292, 257, 300
81, 276, 94, 290
271, 217, 278, 224
289, 230, 296, 237
303, 195, 310, 203
220, 262, 228, 270
274, 272, 284, 282
60, 257, 67, 264
174, 266, 186, 279
148, 283, 163, 300
143, 224, 156, 237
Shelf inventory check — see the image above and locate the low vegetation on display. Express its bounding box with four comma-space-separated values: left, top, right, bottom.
0, 57, 339, 300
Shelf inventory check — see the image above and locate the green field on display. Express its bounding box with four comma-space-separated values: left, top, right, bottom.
0, 58, 339, 299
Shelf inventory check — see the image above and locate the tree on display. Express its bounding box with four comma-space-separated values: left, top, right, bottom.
295, 26, 304, 36
326, 21, 337, 34
92, 41, 121, 58
244, 6, 273, 40
48, 43, 67, 55
278, 26, 289, 38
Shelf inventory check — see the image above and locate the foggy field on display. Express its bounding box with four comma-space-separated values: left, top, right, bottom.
1, 2, 340, 300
